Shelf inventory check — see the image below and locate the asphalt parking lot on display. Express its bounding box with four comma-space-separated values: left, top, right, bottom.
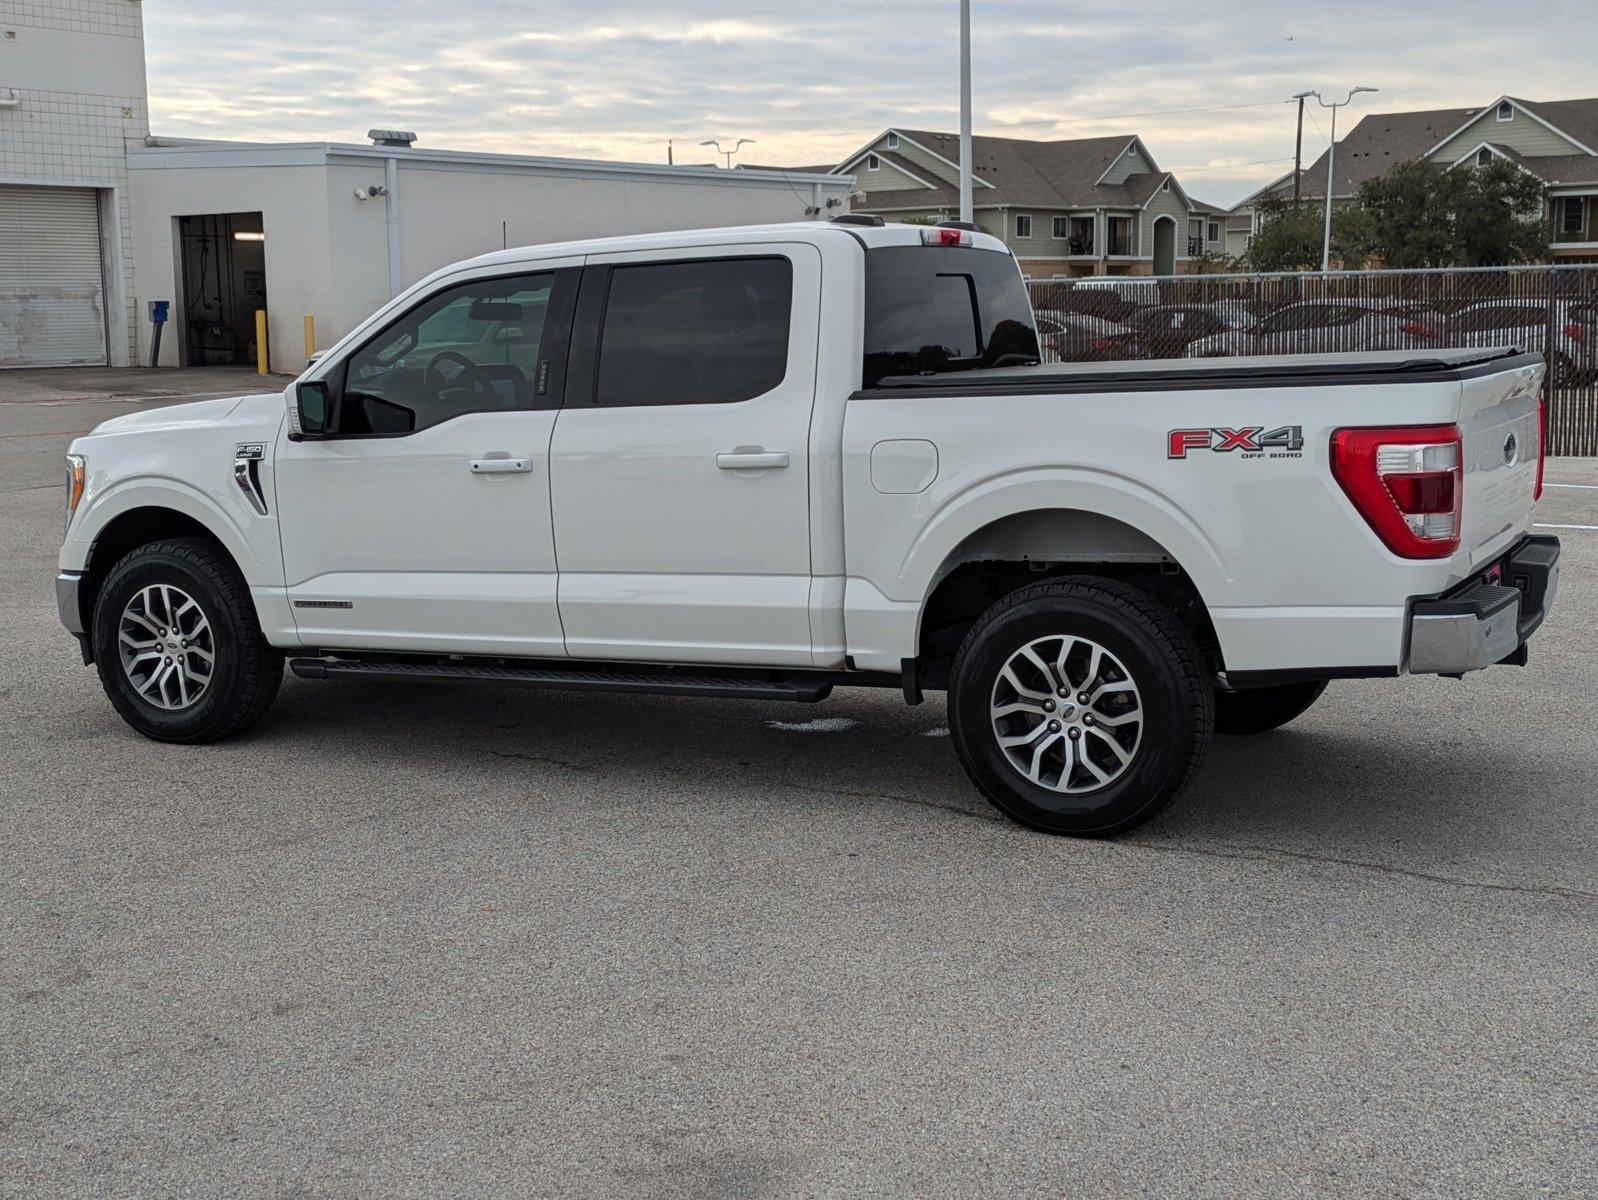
3, 368, 1595, 1198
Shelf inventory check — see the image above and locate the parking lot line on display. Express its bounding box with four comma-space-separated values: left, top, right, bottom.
1534, 523, 1598, 530
1545, 483, 1598, 490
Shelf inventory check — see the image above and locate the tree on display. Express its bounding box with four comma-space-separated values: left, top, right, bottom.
1243, 193, 1367, 272
1451, 159, 1549, 266
1353, 158, 1548, 267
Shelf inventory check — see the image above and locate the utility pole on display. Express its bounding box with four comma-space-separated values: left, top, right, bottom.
1309, 87, 1379, 272
1290, 91, 1311, 207
958, 0, 973, 223
667, 139, 674, 166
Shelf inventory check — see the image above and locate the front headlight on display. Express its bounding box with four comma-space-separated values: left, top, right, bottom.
65, 454, 86, 530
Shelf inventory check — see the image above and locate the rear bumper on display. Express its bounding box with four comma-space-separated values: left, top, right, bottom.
1406, 535, 1560, 675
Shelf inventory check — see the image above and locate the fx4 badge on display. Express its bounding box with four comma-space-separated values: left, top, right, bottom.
1168, 426, 1304, 459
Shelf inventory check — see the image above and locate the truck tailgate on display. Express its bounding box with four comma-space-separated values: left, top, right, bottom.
1458, 359, 1543, 558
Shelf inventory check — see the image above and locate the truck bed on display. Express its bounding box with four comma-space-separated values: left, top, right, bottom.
861, 347, 1541, 397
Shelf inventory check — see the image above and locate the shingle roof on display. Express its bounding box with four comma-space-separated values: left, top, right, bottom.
842, 129, 1195, 212
1282, 107, 1479, 198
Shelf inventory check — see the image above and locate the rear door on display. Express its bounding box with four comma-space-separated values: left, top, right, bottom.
549, 244, 821, 666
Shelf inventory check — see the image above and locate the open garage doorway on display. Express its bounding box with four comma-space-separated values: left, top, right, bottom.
177, 213, 267, 366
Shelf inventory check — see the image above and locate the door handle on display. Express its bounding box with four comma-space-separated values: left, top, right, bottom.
716, 450, 790, 471
469, 456, 532, 474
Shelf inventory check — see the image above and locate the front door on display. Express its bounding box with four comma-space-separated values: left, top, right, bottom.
549, 245, 820, 666
274, 262, 580, 656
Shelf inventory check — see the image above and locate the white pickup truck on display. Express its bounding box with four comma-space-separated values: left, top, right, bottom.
57, 219, 1561, 836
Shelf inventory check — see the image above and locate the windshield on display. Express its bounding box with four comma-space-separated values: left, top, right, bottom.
862, 245, 1040, 388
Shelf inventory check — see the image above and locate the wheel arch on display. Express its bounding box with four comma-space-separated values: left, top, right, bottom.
75, 505, 251, 652
915, 507, 1224, 686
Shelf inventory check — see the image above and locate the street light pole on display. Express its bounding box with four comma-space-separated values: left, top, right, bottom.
959, 0, 973, 224
699, 137, 756, 168
1309, 86, 1379, 272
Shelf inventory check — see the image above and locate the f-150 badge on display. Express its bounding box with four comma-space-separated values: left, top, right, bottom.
1168, 426, 1304, 459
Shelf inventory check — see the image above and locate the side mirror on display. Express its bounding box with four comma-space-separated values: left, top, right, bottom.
292, 380, 334, 438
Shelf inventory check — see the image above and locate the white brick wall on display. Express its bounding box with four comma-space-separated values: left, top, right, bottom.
0, 0, 148, 364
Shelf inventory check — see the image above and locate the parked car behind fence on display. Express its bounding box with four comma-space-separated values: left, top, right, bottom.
1028, 265, 1598, 455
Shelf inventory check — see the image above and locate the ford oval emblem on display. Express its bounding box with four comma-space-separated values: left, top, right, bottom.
1503, 432, 1519, 466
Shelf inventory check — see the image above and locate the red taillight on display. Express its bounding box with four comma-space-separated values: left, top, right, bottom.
1400, 320, 1436, 338
1536, 395, 1547, 500
1563, 322, 1585, 343
919, 226, 973, 247
1090, 335, 1129, 351
1330, 425, 1462, 559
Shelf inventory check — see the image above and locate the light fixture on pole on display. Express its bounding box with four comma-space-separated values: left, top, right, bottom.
958, 0, 973, 224
1308, 86, 1379, 271
699, 137, 756, 168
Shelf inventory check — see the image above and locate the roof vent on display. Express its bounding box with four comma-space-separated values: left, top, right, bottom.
368, 130, 417, 148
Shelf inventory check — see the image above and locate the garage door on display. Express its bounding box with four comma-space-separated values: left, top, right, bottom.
0, 185, 108, 367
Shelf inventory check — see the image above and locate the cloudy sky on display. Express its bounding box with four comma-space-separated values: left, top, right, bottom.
144, 0, 1595, 207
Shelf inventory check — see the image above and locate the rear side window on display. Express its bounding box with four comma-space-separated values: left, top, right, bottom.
863, 246, 1040, 388
595, 257, 792, 406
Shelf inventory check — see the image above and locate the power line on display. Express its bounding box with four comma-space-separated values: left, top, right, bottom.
979, 98, 1285, 131
1168, 155, 1297, 172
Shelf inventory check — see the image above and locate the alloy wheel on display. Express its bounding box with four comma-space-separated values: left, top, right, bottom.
118, 584, 215, 711
989, 634, 1144, 793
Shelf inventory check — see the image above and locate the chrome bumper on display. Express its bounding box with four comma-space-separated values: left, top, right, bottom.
1406, 535, 1560, 675
56, 570, 85, 635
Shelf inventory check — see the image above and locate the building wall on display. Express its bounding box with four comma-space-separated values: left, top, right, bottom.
131, 150, 851, 371
887, 134, 963, 187
845, 154, 928, 193
127, 163, 336, 371
1098, 141, 1154, 186
1139, 185, 1191, 258
1431, 105, 1586, 162
0, 0, 149, 364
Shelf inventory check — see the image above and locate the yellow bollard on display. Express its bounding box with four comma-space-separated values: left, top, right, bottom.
254, 309, 269, 375
303, 314, 316, 361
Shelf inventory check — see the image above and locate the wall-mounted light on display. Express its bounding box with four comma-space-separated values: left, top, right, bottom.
233, 231, 265, 242
353, 184, 389, 201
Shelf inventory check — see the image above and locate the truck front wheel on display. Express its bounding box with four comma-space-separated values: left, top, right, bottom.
91, 538, 282, 743
947, 577, 1214, 837
1214, 680, 1327, 735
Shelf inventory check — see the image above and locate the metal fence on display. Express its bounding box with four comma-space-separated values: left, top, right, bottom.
1026, 264, 1598, 455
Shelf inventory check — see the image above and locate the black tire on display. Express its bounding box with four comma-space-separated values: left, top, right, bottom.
1214, 680, 1327, 736
91, 537, 282, 743
947, 576, 1214, 837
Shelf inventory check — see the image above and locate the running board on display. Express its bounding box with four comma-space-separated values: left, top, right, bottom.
287, 657, 833, 702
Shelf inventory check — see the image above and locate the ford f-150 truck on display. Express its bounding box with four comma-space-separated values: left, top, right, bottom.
56, 218, 1561, 836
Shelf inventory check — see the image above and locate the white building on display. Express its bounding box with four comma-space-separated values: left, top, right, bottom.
126, 137, 851, 372
1, 1, 851, 371
0, 0, 147, 367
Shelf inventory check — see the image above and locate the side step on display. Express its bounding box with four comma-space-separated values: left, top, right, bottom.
288, 657, 833, 703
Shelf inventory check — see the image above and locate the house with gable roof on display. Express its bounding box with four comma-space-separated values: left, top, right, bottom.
1233, 95, 1598, 263
822, 128, 1221, 277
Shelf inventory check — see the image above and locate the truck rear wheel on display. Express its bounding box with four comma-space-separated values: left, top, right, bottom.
91, 538, 282, 743
947, 577, 1214, 837
1214, 680, 1327, 735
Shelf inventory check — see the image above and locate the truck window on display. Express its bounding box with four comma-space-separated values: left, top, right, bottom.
336, 272, 564, 436
862, 245, 1039, 388
594, 257, 792, 406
